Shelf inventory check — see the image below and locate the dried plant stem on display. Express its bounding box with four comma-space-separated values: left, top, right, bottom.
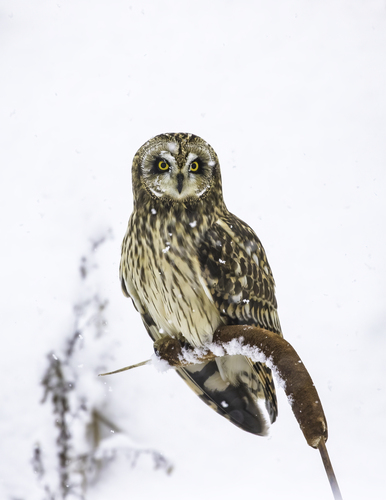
318, 439, 343, 500
98, 359, 150, 376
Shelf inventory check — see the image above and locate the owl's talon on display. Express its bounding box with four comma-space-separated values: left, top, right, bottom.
154, 337, 184, 366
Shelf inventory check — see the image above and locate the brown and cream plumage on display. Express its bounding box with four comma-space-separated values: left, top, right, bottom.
120, 133, 282, 435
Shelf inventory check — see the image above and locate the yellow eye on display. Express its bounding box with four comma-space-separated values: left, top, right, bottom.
158, 160, 169, 171
190, 161, 200, 172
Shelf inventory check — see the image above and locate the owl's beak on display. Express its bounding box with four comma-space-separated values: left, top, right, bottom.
177, 173, 184, 194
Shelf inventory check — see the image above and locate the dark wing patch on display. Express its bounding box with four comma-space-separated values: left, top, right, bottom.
177, 361, 268, 435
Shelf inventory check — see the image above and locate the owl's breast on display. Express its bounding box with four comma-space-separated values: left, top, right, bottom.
124, 212, 222, 347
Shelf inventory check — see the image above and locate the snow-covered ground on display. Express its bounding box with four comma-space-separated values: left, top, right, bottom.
1, 1, 386, 499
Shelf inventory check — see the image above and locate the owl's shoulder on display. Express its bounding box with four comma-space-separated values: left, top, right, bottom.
199, 210, 273, 281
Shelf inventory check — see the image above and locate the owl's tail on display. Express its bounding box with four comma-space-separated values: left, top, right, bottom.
177, 354, 276, 436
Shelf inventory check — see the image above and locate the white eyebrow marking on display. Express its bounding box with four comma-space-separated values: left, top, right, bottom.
185, 152, 198, 166
159, 151, 177, 165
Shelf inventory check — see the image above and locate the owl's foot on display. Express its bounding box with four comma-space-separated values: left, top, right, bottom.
154, 336, 214, 366
153, 336, 184, 367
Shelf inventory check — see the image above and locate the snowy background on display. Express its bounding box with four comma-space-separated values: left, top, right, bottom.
1, 0, 386, 499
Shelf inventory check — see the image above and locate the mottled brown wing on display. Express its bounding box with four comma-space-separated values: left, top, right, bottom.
198, 211, 282, 423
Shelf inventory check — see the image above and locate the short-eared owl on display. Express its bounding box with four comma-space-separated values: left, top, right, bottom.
120, 133, 282, 435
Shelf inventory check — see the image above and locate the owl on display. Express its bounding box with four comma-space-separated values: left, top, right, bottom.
119, 133, 282, 436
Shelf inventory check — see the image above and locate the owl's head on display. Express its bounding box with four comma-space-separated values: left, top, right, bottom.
132, 133, 223, 206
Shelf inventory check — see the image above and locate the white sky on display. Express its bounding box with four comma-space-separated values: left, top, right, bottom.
1, 1, 386, 499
